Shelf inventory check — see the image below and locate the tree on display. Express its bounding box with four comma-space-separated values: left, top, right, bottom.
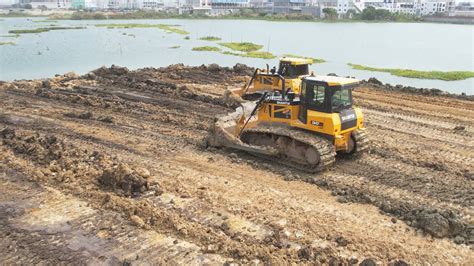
359, 6, 393, 21
322, 8, 337, 20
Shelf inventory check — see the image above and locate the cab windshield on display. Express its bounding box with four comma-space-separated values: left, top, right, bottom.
331, 89, 352, 111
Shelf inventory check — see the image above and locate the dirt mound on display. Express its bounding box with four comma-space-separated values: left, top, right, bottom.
1, 127, 67, 165
99, 163, 150, 197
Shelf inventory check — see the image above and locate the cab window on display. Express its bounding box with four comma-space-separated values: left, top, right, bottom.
278, 63, 309, 77
306, 83, 326, 108
332, 89, 352, 111
312, 85, 325, 105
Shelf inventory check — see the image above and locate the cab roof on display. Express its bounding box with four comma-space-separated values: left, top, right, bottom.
280, 57, 313, 65
305, 75, 360, 87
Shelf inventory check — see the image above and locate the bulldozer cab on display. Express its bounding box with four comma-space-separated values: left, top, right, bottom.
278, 57, 312, 78
298, 76, 358, 124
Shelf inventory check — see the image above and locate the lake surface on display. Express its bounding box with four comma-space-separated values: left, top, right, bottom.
1, 18, 473, 94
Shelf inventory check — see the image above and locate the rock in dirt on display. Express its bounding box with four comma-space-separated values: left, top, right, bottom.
0, 127, 15, 139
130, 215, 146, 228
335, 236, 349, 246
389, 260, 409, 266
415, 211, 449, 238
453, 236, 465, 244
98, 115, 114, 123
359, 258, 377, 266
99, 163, 151, 196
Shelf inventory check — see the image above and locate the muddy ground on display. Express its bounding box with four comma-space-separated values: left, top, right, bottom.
0, 64, 473, 264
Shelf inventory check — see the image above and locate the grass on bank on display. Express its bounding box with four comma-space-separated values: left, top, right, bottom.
9, 26, 85, 34
95, 23, 189, 35
348, 63, 474, 81
0, 41, 16, 46
222, 50, 276, 59
192, 46, 221, 52
33, 19, 58, 23
219, 42, 263, 52
199, 36, 221, 41
282, 53, 326, 63
0, 34, 20, 38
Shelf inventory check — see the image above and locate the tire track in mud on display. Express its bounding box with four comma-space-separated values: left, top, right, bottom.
336, 155, 473, 209
364, 108, 474, 135
368, 127, 473, 172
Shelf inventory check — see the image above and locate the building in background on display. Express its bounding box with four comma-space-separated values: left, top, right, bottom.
30, 0, 71, 9
270, 0, 307, 14
138, 0, 164, 9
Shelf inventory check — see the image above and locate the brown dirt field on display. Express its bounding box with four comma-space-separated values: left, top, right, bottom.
0, 64, 473, 264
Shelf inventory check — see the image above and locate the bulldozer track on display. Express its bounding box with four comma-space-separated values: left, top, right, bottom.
241, 125, 337, 173
352, 128, 369, 154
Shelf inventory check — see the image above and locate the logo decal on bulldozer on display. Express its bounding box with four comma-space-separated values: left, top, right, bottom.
311, 121, 324, 127
341, 113, 356, 121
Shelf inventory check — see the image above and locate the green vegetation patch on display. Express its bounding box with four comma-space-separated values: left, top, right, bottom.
192, 46, 221, 52
169, 45, 180, 49
199, 36, 221, 41
348, 63, 474, 81
95, 23, 189, 35
219, 42, 263, 52
9, 26, 85, 34
283, 54, 326, 63
222, 50, 276, 59
33, 19, 58, 23
0, 34, 20, 38
0, 42, 15, 46
242, 51, 276, 59
158, 24, 189, 35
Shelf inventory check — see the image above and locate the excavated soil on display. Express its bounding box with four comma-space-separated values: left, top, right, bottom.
0, 64, 473, 264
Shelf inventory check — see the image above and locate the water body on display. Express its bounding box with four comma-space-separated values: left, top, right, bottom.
1, 17, 473, 94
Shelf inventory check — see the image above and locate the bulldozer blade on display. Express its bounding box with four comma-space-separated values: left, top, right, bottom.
206, 102, 278, 157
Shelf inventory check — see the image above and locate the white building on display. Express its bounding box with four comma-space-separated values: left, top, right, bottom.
360, 0, 454, 16
138, 0, 164, 9
419, 0, 451, 15
336, 0, 350, 14
30, 0, 72, 9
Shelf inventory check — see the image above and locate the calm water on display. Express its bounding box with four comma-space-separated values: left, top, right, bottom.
1, 18, 473, 94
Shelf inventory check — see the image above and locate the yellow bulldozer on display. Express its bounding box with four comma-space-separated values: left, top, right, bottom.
231, 57, 312, 97
207, 57, 368, 172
